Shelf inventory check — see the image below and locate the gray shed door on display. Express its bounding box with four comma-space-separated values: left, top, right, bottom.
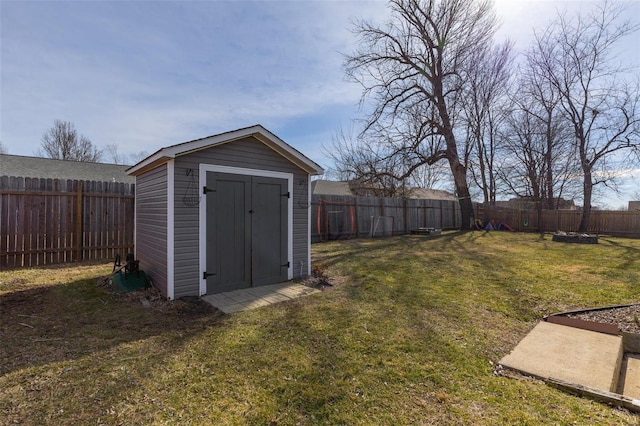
205, 172, 288, 294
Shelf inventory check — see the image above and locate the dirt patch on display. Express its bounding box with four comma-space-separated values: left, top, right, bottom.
96, 276, 223, 317
301, 274, 334, 290
300, 264, 344, 290
564, 304, 640, 334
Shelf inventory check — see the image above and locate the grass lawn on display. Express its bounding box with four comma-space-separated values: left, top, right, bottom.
1, 231, 640, 425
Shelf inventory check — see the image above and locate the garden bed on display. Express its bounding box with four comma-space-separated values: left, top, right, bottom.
552, 232, 599, 244
562, 304, 640, 334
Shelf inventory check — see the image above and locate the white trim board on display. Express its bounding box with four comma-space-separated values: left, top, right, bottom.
307, 178, 312, 276
198, 164, 294, 296
167, 160, 175, 300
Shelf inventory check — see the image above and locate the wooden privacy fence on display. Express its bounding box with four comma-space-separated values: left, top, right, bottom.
0, 176, 135, 269
311, 195, 640, 242
479, 205, 640, 238
311, 194, 461, 242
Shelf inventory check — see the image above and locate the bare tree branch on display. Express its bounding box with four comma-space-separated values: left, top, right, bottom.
38, 120, 102, 162
530, 0, 640, 231
341, 0, 500, 228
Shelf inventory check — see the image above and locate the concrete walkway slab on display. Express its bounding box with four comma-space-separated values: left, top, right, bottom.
620, 354, 640, 399
500, 321, 623, 392
202, 282, 320, 314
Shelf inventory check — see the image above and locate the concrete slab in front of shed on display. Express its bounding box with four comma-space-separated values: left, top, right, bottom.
500, 321, 623, 392
202, 282, 320, 314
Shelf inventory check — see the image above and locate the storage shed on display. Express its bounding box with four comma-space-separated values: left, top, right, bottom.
127, 125, 324, 299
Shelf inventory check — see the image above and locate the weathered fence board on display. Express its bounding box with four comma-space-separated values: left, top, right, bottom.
478, 205, 640, 238
312, 194, 462, 242
0, 176, 135, 269
312, 194, 639, 242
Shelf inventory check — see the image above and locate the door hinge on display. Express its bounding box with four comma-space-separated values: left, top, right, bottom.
203, 271, 216, 279
281, 192, 290, 198
203, 186, 215, 194
281, 262, 290, 268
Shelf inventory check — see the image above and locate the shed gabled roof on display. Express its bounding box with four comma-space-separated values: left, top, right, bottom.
127, 124, 324, 176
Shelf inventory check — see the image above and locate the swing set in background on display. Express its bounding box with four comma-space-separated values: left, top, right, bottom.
316, 198, 356, 241
475, 200, 535, 231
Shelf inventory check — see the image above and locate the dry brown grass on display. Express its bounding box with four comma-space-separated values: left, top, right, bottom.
1, 232, 640, 425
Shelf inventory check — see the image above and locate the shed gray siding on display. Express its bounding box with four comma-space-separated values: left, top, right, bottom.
173, 136, 310, 298
135, 164, 168, 296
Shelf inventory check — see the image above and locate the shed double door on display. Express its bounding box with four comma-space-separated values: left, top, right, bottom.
205, 172, 288, 294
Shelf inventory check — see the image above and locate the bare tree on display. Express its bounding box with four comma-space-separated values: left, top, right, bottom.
462, 40, 514, 205
104, 144, 128, 165
519, 43, 575, 211
498, 107, 543, 203
531, 1, 640, 231
103, 144, 149, 165
344, 0, 501, 229
39, 120, 102, 162
406, 161, 449, 190
0, 141, 7, 154
327, 115, 450, 197
497, 96, 580, 231
128, 150, 149, 164
497, 50, 581, 223
328, 126, 416, 197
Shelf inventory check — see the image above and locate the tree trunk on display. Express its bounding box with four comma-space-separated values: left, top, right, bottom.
450, 157, 474, 230
474, 132, 490, 204
442, 116, 475, 230
536, 202, 544, 234
545, 111, 555, 210
578, 171, 593, 232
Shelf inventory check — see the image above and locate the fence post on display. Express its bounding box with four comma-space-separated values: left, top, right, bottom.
453, 201, 457, 229
403, 198, 408, 234
75, 181, 83, 262
354, 197, 360, 238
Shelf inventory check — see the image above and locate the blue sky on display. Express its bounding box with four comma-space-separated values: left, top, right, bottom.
1, 0, 639, 208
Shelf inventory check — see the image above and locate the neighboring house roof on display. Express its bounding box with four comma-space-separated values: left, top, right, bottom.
409, 187, 458, 201
0, 154, 134, 183
493, 197, 577, 210
310, 180, 352, 196
629, 201, 640, 211
311, 179, 458, 201
127, 124, 324, 176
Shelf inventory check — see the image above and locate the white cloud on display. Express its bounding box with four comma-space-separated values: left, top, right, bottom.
1, 0, 636, 210
1, 1, 386, 158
